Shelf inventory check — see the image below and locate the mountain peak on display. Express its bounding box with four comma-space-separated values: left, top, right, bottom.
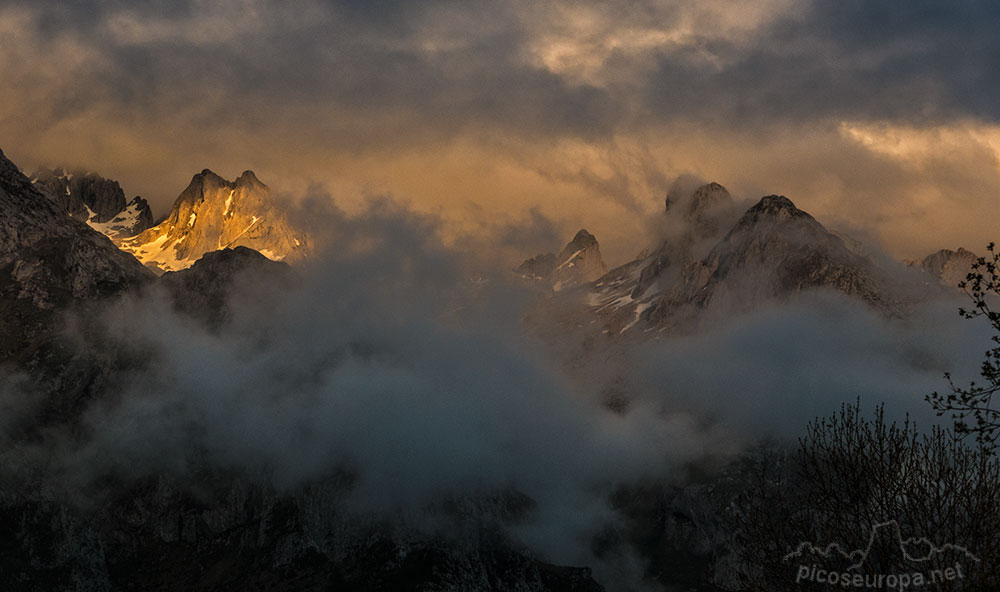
732, 195, 814, 231
568, 229, 597, 249
751, 194, 799, 214
558, 229, 600, 262
119, 169, 307, 274
687, 182, 733, 233
236, 170, 266, 190
690, 182, 729, 206
645, 192, 892, 327
665, 180, 731, 214
920, 247, 977, 290
552, 229, 606, 291
517, 229, 606, 291
192, 169, 230, 188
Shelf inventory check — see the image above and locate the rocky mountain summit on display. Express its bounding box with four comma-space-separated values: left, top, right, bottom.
585, 186, 903, 336
589, 182, 738, 335
646, 195, 893, 327
31, 167, 154, 238
518, 229, 607, 291
0, 150, 152, 316
635, 182, 737, 301
665, 181, 733, 238
118, 169, 308, 274
916, 247, 977, 290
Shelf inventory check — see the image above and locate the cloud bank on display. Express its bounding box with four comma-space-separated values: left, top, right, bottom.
0, 199, 988, 582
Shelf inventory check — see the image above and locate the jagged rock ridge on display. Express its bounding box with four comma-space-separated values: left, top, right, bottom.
0, 151, 152, 313
0, 149, 154, 419
918, 247, 977, 290
119, 169, 308, 274
518, 229, 607, 291
584, 188, 900, 337
590, 182, 737, 335
667, 181, 732, 236
517, 252, 558, 280
646, 195, 892, 328
31, 167, 154, 238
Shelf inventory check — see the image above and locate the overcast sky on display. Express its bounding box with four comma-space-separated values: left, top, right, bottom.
2, 0, 998, 263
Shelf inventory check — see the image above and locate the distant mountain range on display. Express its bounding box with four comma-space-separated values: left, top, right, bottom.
22, 157, 974, 305
528, 182, 970, 339
30, 164, 309, 275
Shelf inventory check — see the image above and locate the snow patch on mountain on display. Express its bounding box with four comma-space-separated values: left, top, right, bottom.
31, 167, 154, 238
519, 229, 607, 292
118, 169, 308, 274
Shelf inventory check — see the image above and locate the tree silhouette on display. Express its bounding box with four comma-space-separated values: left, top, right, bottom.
732, 402, 999, 591
928, 242, 1000, 451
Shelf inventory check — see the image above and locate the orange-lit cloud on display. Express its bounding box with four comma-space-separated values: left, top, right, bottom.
2, 0, 999, 266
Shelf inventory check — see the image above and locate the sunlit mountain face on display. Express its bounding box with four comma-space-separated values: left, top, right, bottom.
2, 2, 1000, 591
116, 169, 309, 274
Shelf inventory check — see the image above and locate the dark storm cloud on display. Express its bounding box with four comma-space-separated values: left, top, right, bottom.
638, 0, 1000, 127
8, 0, 998, 151
5, 0, 619, 145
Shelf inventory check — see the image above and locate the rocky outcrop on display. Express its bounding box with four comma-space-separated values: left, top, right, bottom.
0, 149, 154, 421
517, 253, 558, 281
32, 167, 125, 222
918, 247, 977, 290
647, 195, 893, 328
85, 196, 154, 239
31, 168, 154, 238
119, 169, 308, 274
518, 230, 607, 292
0, 150, 152, 318
589, 182, 737, 336
585, 190, 902, 337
